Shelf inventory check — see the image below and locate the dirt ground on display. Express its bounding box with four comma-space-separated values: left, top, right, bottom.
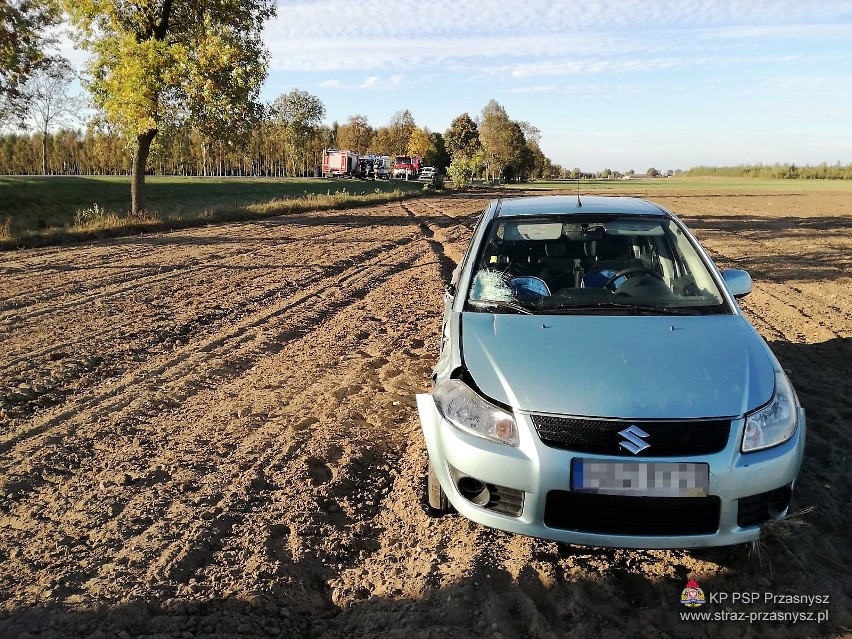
1, 189, 850, 639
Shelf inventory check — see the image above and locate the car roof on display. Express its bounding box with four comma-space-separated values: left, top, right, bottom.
494, 195, 668, 218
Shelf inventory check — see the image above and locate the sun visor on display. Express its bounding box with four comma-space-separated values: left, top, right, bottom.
502, 222, 563, 241
604, 221, 665, 236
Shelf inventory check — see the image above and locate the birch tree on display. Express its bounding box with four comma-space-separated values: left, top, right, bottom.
0, 0, 62, 125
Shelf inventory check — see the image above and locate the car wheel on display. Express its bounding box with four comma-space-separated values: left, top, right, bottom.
427, 461, 450, 514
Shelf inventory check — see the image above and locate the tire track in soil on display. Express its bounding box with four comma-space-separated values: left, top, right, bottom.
323, 197, 589, 636
2, 193, 852, 639
96, 236, 446, 611
0, 235, 421, 471
0, 212, 416, 401
0, 210, 445, 625
0, 221, 358, 313
0, 224, 372, 365
0, 226, 400, 429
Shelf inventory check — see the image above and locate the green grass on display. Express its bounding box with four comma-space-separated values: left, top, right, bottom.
0, 175, 425, 247
503, 176, 852, 193
5, 174, 849, 249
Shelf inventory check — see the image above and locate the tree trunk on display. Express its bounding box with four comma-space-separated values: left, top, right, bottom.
132, 129, 157, 216
41, 131, 48, 175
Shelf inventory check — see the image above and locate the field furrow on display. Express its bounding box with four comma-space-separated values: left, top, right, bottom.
0, 191, 849, 639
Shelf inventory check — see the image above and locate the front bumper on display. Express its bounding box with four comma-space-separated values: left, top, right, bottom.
417, 394, 806, 549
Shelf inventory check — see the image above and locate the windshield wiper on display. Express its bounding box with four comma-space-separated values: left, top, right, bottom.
468, 299, 534, 315
541, 303, 704, 316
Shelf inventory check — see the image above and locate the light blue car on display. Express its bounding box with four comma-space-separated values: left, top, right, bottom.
416, 195, 805, 548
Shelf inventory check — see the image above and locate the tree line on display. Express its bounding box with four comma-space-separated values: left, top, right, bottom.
2, 1, 567, 213
685, 163, 852, 180
5, 1, 848, 216
0, 97, 566, 182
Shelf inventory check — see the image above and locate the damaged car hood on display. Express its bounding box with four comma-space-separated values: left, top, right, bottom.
461, 313, 775, 419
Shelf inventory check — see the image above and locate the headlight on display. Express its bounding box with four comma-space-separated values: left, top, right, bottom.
433, 379, 519, 447
742, 371, 799, 452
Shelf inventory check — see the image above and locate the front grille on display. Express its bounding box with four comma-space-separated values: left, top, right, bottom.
545, 491, 720, 535
530, 415, 731, 456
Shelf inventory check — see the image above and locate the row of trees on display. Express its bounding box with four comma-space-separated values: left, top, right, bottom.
331, 102, 565, 184
1, 86, 564, 185
10, 2, 846, 215
443, 102, 556, 185
685, 163, 852, 180
2, 1, 560, 193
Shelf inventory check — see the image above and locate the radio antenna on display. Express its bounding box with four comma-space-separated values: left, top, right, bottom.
576, 180, 582, 207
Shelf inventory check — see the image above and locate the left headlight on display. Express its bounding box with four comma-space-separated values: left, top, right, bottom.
742, 371, 799, 453
433, 379, 519, 447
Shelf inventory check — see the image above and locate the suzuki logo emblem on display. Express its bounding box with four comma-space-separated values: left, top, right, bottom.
618, 425, 650, 454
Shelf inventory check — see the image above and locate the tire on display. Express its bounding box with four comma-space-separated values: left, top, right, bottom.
427, 460, 450, 514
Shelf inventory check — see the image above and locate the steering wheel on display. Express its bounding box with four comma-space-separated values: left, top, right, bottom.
603, 266, 664, 290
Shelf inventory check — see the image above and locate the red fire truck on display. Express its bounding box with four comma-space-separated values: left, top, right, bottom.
392, 155, 422, 180
322, 149, 360, 178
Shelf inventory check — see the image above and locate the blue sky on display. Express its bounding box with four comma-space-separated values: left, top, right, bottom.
259, 0, 852, 172
63, 0, 852, 173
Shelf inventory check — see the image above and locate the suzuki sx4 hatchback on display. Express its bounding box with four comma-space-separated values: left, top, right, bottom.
416, 196, 805, 548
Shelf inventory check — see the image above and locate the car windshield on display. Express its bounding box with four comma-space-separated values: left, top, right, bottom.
466, 215, 728, 315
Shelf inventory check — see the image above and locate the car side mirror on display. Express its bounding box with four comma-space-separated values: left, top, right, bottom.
444, 283, 456, 298
722, 269, 752, 298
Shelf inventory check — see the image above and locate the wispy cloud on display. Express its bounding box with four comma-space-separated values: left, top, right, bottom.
314, 75, 407, 90
268, 0, 852, 74
506, 85, 559, 94
506, 57, 682, 78
358, 75, 406, 89
273, 0, 852, 38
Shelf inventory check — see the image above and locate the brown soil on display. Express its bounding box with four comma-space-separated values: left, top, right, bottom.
1, 190, 850, 638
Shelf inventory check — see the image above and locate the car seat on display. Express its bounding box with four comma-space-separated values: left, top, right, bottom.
538, 241, 585, 289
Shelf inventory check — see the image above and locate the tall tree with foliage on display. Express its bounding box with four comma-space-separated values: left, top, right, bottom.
523, 139, 547, 180
478, 100, 526, 181
369, 126, 393, 155
444, 112, 480, 161
0, 0, 62, 125
407, 126, 432, 158
336, 114, 373, 154
386, 109, 415, 154
424, 131, 449, 172
271, 89, 326, 176
62, 0, 276, 215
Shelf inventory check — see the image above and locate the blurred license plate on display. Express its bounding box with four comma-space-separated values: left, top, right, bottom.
571, 459, 709, 497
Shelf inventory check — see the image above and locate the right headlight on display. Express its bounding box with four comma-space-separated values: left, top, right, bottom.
742, 371, 799, 453
433, 379, 519, 447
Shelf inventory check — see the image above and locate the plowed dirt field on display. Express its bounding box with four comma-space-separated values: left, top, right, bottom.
1, 190, 850, 638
